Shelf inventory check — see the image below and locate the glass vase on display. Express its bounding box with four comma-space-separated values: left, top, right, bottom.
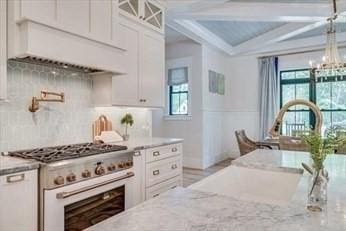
307, 168, 328, 212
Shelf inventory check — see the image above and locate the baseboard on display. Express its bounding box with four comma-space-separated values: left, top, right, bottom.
183, 156, 204, 169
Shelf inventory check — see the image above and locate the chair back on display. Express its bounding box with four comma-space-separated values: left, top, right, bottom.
285, 123, 306, 137
235, 130, 257, 156
279, 136, 310, 151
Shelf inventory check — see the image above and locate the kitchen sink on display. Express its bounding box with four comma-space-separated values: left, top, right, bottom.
189, 165, 302, 206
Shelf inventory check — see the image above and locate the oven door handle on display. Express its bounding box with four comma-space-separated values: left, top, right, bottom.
56, 172, 134, 199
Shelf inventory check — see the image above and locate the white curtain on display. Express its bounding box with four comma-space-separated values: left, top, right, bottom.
259, 57, 279, 140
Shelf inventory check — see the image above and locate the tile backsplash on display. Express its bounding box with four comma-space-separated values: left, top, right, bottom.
0, 60, 152, 152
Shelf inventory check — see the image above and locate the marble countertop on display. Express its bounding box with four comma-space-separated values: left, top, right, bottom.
0, 155, 40, 176
86, 150, 346, 231
113, 137, 183, 150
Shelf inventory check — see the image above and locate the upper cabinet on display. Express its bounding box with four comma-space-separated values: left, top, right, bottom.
7, 0, 125, 74
118, 0, 164, 34
0, 0, 7, 101
93, 16, 165, 108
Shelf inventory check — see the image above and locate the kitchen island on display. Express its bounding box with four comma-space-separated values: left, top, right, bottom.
86, 150, 346, 231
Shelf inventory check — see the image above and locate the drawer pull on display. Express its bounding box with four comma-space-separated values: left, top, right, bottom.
153, 170, 160, 175
153, 193, 160, 197
171, 185, 177, 189
172, 147, 178, 152
133, 151, 141, 157
171, 164, 178, 170
6, 173, 25, 183
153, 151, 160, 156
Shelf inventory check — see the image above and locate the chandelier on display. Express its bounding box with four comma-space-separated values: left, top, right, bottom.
309, 0, 346, 80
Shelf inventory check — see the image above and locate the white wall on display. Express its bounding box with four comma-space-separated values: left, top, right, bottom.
152, 40, 204, 169
202, 48, 261, 166
201, 45, 231, 167
0, 60, 152, 152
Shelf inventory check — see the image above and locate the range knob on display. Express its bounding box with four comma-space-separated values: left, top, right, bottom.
117, 162, 125, 169
125, 160, 133, 168
54, 176, 65, 185
107, 164, 116, 171
81, 169, 91, 178
95, 162, 105, 175
66, 173, 76, 182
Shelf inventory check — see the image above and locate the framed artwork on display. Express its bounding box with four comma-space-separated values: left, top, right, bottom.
208, 70, 225, 95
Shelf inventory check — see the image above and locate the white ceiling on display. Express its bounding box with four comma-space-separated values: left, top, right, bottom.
164, 0, 346, 56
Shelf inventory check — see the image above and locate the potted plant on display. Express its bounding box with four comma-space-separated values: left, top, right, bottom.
121, 113, 134, 141
301, 127, 345, 212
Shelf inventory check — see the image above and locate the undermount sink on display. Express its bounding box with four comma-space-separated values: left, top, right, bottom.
189, 165, 302, 206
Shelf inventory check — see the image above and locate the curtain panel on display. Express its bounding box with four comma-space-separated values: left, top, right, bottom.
258, 56, 279, 140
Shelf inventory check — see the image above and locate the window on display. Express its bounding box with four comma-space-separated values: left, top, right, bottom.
280, 69, 346, 135
168, 67, 189, 115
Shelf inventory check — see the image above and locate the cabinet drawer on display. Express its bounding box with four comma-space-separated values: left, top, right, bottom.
0, 170, 38, 231
145, 155, 182, 187
146, 175, 182, 199
145, 143, 182, 163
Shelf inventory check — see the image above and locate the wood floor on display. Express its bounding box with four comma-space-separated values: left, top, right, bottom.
183, 158, 233, 187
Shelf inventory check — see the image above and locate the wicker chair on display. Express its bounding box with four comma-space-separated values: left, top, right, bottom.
235, 130, 271, 156
279, 136, 310, 152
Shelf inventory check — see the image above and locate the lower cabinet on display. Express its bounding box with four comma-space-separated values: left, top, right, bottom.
0, 170, 38, 231
146, 175, 182, 199
143, 143, 183, 200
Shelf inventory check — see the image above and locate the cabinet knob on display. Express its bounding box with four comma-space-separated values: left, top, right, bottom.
153, 151, 160, 156
153, 169, 160, 175
134, 151, 141, 156
172, 147, 178, 152
171, 164, 178, 170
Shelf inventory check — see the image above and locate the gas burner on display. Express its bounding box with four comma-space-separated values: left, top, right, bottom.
8, 143, 127, 163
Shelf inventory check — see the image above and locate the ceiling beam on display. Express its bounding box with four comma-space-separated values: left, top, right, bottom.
166, 19, 234, 55
253, 32, 346, 57
169, 2, 333, 23
232, 11, 346, 55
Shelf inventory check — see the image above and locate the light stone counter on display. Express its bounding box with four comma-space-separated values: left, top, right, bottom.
0, 155, 39, 175
112, 137, 183, 150
86, 150, 346, 231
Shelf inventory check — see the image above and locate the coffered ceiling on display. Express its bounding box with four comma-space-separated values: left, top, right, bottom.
162, 0, 346, 56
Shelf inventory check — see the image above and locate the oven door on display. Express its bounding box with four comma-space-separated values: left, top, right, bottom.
43, 170, 134, 231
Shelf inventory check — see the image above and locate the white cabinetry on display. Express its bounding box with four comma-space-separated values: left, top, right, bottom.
7, 0, 125, 74
143, 143, 183, 200
118, 0, 164, 33
93, 16, 165, 108
15, 0, 120, 47
0, 0, 7, 101
0, 170, 38, 231
113, 17, 165, 108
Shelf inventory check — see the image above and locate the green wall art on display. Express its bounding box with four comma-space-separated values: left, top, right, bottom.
208, 70, 225, 95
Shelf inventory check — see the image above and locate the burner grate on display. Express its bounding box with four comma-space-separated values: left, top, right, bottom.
8, 143, 127, 163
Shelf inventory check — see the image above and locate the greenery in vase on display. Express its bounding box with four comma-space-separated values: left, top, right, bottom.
301, 127, 346, 170
121, 113, 134, 136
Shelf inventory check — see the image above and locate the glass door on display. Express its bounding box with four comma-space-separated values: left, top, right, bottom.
64, 186, 125, 231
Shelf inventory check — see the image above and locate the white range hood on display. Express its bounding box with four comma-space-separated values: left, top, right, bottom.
7, 0, 126, 75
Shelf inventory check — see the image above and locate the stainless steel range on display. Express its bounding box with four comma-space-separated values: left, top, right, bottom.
8, 143, 136, 231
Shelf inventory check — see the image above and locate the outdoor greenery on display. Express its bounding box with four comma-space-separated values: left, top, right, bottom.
280, 69, 346, 135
